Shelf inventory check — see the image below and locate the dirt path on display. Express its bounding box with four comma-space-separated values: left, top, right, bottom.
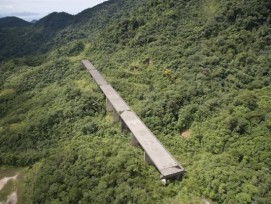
5, 192, 17, 204
203, 198, 211, 204
0, 175, 18, 191
0, 174, 18, 204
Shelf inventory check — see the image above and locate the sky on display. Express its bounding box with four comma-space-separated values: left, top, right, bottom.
0, 0, 106, 21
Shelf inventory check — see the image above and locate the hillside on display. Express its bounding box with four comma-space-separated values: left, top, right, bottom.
0, 0, 271, 203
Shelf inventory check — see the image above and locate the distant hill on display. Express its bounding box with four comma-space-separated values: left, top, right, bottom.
30, 20, 38, 24
0, 12, 75, 59
0, 16, 31, 28
35, 12, 73, 30
0, 1, 133, 59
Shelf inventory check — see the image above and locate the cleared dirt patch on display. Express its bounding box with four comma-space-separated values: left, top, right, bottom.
203, 198, 211, 204
0, 167, 23, 204
181, 129, 192, 138
1, 192, 17, 204
0, 175, 18, 191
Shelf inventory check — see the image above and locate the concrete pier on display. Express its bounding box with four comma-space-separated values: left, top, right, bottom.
144, 152, 154, 165
131, 133, 140, 147
106, 98, 113, 112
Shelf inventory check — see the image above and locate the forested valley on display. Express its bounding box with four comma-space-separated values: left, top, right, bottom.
0, 0, 271, 203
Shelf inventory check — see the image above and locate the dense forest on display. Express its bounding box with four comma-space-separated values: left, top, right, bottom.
0, 0, 271, 203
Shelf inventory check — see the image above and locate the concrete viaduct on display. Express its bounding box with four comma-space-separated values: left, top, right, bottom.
82, 60, 184, 182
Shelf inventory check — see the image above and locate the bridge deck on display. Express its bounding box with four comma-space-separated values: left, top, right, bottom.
83, 60, 108, 86
100, 85, 130, 113
120, 111, 184, 178
82, 60, 96, 71
82, 60, 184, 180
88, 69, 108, 86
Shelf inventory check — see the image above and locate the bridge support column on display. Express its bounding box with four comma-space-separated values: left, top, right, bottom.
144, 151, 154, 165
112, 109, 119, 122
131, 133, 140, 147
106, 98, 119, 122
106, 98, 113, 112
175, 174, 181, 180
120, 118, 128, 132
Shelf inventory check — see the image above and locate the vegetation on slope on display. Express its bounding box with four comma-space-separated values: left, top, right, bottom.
0, 0, 271, 203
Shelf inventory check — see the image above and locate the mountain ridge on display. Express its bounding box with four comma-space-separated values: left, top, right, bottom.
0, 16, 31, 27
35, 12, 74, 29
0, 0, 137, 60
